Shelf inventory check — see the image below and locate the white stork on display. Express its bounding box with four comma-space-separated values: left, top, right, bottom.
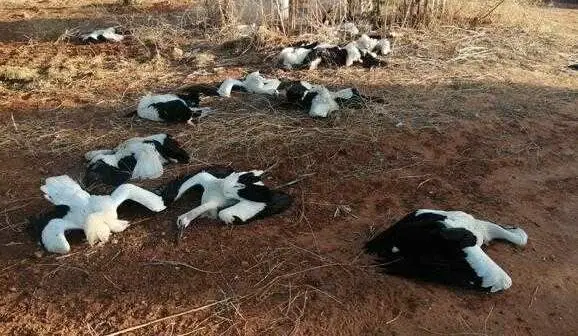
159, 167, 292, 238
80, 27, 125, 43
217, 71, 281, 97
84, 133, 189, 186
32, 175, 166, 254
365, 209, 529, 292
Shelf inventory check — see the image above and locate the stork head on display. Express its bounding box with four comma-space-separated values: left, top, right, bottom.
159, 135, 190, 163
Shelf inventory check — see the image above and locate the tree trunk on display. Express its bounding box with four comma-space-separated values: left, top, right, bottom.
372, 0, 387, 26
279, 0, 290, 20
348, 0, 358, 20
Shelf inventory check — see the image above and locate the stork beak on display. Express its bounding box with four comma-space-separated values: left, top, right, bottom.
177, 226, 185, 241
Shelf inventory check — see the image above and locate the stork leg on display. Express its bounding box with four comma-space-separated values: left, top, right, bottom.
176, 200, 220, 238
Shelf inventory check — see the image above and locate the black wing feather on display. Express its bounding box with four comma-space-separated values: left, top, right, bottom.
84, 155, 137, 187
230, 190, 293, 225
365, 211, 484, 290
150, 100, 192, 123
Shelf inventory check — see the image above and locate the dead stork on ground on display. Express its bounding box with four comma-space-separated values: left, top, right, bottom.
354, 34, 392, 57
364, 209, 529, 292
158, 167, 292, 238
278, 40, 386, 70
28, 175, 166, 254
278, 41, 336, 69
278, 80, 383, 118
130, 86, 215, 124
217, 71, 281, 97
79, 27, 125, 44
84, 133, 189, 186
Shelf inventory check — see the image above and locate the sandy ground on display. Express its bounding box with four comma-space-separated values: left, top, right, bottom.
0, 1, 577, 335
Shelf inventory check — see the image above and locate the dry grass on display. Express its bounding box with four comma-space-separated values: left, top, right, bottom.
0, 65, 38, 82
0, 2, 577, 333
0, 0, 574, 110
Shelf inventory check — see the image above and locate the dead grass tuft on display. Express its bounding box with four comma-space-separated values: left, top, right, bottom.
216, 24, 289, 57
192, 51, 216, 68
0, 65, 38, 83
120, 0, 144, 6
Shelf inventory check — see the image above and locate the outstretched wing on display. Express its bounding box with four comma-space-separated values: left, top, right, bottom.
41, 175, 90, 208
462, 245, 512, 292
27, 205, 71, 243
218, 199, 266, 224
252, 78, 281, 95
309, 86, 339, 118
41, 218, 83, 254
110, 184, 166, 212
217, 79, 246, 97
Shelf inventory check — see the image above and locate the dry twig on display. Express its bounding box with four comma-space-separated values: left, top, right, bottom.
102, 298, 234, 336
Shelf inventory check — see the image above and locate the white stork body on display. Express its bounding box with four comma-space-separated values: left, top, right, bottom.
279, 81, 378, 118
217, 72, 281, 97
343, 42, 363, 67
243, 72, 281, 95
136, 93, 212, 124
309, 85, 340, 118
279, 47, 314, 69
355, 34, 392, 56
159, 168, 292, 238
39, 175, 166, 254
80, 27, 124, 43
84, 133, 189, 186
137, 94, 185, 122
174, 170, 267, 228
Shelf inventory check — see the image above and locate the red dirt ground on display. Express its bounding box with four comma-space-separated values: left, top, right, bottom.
1, 1, 577, 336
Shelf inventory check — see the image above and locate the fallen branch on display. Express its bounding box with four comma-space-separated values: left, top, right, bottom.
386, 310, 403, 325
145, 260, 221, 274
102, 298, 231, 336
274, 173, 316, 190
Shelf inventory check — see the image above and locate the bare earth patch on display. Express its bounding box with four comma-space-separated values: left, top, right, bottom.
0, 1, 577, 335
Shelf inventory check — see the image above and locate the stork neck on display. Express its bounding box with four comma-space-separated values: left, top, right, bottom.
479, 220, 524, 245
175, 172, 218, 200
